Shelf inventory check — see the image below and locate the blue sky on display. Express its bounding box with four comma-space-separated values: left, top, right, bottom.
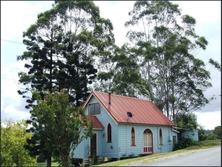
1, 1, 221, 130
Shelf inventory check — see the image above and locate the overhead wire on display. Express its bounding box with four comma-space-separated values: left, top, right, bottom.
2, 65, 27, 72
1, 39, 24, 45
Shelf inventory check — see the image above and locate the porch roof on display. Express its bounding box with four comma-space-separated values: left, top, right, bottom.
87, 115, 104, 130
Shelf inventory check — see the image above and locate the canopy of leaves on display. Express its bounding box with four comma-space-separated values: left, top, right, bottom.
174, 112, 198, 130
120, 0, 213, 119
213, 126, 221, 139
17, 1, 114, 109
17, 2, 114, 165
198, 125, 207, 141
27, 89, 92, 166
1, 120, 36, 166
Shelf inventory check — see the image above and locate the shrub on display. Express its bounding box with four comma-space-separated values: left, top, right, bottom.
206, 133, 218, 140
91, 155, 100, 165
198, 126, 207, 141
173, 137, 195, 151
128, 153, 135, 158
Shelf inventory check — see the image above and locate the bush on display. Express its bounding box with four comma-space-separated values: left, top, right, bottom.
91, 155, 100, 165
198, 126, 207, 141
206, 133, 218, 140
128, 153, 135, 158
173, 137, 195, 151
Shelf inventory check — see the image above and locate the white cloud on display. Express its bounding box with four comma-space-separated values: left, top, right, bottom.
94, 1, 135, 47
1, 61, 31, 122
173, 1, 221, 25
1, 1, 53, 46
195, 111, 221, 130
2, 104, 31, 122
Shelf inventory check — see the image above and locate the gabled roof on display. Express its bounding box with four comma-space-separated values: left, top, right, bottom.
84, 91, 175, 126
86, 115, 104, 130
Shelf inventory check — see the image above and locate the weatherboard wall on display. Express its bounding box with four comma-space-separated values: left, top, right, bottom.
181, 130, 199, 141
118, 124, 176, 157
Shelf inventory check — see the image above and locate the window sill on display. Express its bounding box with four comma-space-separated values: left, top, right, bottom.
131, 144, 136, 146
159, 143, 163, 145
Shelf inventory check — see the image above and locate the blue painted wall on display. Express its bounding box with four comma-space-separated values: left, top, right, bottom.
71, 131, 85, 159
181, 130, 199, 141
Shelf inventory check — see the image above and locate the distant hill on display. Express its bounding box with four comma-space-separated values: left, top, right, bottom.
205, 129, 213, 135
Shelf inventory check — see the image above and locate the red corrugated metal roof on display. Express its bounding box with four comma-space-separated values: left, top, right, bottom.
90, 91, 174, 126
87, 115, 104, 130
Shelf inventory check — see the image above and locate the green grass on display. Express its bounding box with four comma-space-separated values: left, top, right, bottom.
96, 139, 221, 166
34, 162, 60, 166
184, 139, 221, 150
34, 140, 221, 167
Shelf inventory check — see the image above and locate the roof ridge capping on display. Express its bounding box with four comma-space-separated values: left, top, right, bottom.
92, 90, 151, 102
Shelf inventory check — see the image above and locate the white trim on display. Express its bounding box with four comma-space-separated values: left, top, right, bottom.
143, 128, 154, 153
172, 129, 180, 133
83, 92, 93, 108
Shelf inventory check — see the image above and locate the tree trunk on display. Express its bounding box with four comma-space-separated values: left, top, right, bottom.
47, 156, 51, 167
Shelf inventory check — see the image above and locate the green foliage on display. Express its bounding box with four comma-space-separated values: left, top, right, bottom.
206, 133, 218, 140
17, 0, 115, 109
18, 1, 114, 166
206, 126, 221, 140
198, 125, 207, 141
128, 153, 135, 158
37, 153, 46, 163
209, 58, 221, 72
174, 112, 198, 130
173, 137, 196, 151
121, 0, 214, 118
91, 155, 100, 165
29, 89, 93, 167
1, 119, 37, 166
213, 126, 221, 139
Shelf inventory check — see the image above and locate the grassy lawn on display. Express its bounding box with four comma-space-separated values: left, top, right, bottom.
96, 139, 221, 166
34, 162, 60, 166
33, 140, 220, 166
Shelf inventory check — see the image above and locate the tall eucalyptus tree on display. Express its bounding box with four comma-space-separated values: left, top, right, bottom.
125, 0, 214, 120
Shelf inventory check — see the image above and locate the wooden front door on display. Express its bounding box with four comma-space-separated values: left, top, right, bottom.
90, 133, 97, 157
143, 129, 153, 153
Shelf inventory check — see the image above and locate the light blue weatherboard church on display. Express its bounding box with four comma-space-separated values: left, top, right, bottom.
71, 91, 178, 162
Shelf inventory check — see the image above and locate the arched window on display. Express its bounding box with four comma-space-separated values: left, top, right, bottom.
131, 127, 136, 146
159, 128, 163, 145
107, 123, 112, 143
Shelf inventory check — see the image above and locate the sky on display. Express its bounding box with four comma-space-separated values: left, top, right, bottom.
1, 1, 221, 130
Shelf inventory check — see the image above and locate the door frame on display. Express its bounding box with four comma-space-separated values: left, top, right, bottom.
89, 132, 97, 157
143, 128, 153, 153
